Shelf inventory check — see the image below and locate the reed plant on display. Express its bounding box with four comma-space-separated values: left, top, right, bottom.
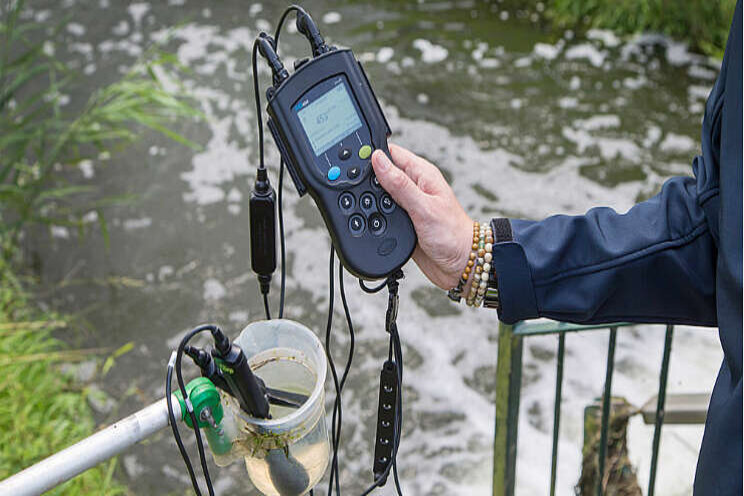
0, 1, 199, 493
546, 0, 737, 59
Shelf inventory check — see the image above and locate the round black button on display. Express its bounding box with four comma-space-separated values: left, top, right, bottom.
338, 148, 351, 160
369, 213, 386, 235
371, 173, 381, 189
360, 193, 376, 211
380, 194, 395, 213
349, 215, 365, 236
339, 192, 355, 212
347, 166, 360, 179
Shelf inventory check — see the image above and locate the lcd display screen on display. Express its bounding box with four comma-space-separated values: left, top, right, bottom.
296, 82, 362, 156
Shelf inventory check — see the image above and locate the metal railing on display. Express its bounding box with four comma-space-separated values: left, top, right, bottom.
492, 321, 680, 496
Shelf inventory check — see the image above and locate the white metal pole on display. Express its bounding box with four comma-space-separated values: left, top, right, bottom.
0, 396, 180, 496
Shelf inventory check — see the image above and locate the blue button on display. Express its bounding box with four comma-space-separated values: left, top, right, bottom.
327, 166, 341, 181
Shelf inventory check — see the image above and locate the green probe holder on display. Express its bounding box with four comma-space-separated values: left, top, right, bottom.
175, 377, 233, 456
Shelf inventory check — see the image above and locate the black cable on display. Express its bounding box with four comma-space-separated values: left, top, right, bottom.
175, 325, 220, 496
337, 261, 356, 391
278, 159, 286, 318
166, 360, 202, 496
325, 261, 357, 496
273, 4, 306, 48
359, 278, 389, 294
252, 40, 265, 173
324, 248, 343, 496
263, 292, 272, 320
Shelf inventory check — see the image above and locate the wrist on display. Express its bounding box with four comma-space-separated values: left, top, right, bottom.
448, 215, 474, 286
446, 218, 482, 302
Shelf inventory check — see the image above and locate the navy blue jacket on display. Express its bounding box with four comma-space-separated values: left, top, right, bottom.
491, 4, 742, 493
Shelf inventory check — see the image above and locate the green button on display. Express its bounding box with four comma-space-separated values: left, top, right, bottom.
358, 145, 372, 160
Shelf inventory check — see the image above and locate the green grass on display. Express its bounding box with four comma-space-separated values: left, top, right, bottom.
0, 2, 200, 493
546, 0, 737, 59
0, 262, 127, 494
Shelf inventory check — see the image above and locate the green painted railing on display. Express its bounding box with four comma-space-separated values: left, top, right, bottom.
492, 321, 676, 496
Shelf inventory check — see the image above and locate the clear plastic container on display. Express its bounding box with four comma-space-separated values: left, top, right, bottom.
229, 319, 330, 496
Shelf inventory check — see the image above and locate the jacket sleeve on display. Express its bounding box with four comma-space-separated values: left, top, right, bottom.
491, 163, 719, 326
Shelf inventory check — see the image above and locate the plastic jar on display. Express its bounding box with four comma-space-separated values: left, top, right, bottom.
230, 319, 329, 496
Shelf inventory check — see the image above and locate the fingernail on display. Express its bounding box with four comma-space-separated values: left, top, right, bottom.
373, 150, 390, 172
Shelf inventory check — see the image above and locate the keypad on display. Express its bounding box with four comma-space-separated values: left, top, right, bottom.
349, 214, 365, 236
369, 213, 386, 235
327, 166, 341, 181
358, 145, 372, 159
339, 192, 355, 212
380, 194, 395, 213
360, 193, 376, 212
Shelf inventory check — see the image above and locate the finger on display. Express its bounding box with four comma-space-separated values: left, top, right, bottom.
371, 149, 425, 214
389, 143, 440, 185
389, 143, 446, 194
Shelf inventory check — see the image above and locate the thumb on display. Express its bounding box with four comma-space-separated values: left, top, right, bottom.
371, 150, 424, 215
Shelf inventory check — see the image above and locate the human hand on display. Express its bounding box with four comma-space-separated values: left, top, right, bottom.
371, 144, 473, 290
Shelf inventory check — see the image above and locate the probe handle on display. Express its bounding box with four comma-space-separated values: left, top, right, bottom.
372, 360, 398, 482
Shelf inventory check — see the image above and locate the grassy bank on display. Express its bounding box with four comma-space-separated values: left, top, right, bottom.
1, 1, 198, 492
545, 0, 737, 58
0, 263, 126, 494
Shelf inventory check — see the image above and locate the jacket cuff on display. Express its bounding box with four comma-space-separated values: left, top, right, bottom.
490, 218, 539, 324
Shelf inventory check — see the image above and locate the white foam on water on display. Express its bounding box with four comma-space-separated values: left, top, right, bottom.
78, 159, 94, 179
574, 114, 621, 131
534, 42, 561, 60
322, 11, 342, 24
67, 22, 86, 36
127, 3, 150, 28
203, 278, 227, 301
587, 28, 620, 47
565, 43, 607, 68
376, 47, 394, 63
659, 133, 697, 154
123, 217, 152, 230
413, 38, 449, 63
51, 226, 70, 239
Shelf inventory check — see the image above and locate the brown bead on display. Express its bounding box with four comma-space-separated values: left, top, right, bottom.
478, 248, 485, 257
486, 237, 494, 244
469, 252, 476, 260
462, 273, 469, 280
476, 266, 483, 273
467, 260, 474, 267
472, 243, 478, 250
465, 266, 471, 274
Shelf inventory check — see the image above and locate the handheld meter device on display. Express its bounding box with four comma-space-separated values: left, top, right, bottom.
263, 33, 416, 280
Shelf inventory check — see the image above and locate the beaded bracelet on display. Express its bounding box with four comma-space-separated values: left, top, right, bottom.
447, 220, 480, 302
466, 223, 493, 307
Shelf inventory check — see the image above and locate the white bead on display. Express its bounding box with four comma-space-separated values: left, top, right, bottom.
481, 273, 489, 282
478, 257, 484, 265
484, 253, 492, 263
483, 263, 491, 272
480, 281, 488, 289
474, 273, 481, 281
485, 243, 493, 251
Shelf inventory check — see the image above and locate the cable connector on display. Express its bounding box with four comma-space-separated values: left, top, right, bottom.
257, 32, 289, 86
296, 10, 329, 57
